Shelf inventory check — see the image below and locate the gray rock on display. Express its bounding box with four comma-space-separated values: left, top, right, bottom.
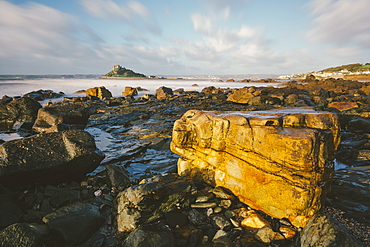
299, 212, 364, 247
187, 209, 209, 226
117, 207, 141, 232
123, 228, 174, 247
42, 202, 104, 244
0, 223, 49, 247
0, 130, 104, 185
210, 215, 231, 230
0, 97, 41, 125
105, 164, 131, 188
32, 102, 99, 133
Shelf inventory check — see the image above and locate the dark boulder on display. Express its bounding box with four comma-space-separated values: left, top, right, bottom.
42, 202, 104, 245
0, 97, 41, 125
0, 223, 49, 247
24, 89, 64, 101
0, 130, 104, 185
32, 103, 99, 133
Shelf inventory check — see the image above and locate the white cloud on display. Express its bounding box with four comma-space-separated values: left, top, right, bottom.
79, 0, 160, 36
79, 0, 148, 20
306, 0, 370, 47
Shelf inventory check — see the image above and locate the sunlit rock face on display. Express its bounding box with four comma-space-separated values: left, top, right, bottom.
170, 108, 340, 228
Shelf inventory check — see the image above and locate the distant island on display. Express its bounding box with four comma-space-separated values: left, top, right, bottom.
101, 64, 147, 79
279, 63, 370, 80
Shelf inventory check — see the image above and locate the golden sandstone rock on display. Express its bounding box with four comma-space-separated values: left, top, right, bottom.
170, 108, 340, 228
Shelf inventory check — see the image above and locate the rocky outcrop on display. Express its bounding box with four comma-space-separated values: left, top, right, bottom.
155, 86, 173, 99
0, 97, 41, 125
122, 86, 138, 97
171, 108, 340, 227
85, 86, 112, 99
32, 102, 99, 133
0, 130, 104, 185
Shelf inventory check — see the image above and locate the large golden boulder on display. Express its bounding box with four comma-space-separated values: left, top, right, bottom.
170, 108, 340, 227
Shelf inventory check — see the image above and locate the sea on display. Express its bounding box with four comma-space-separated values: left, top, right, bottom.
0, 75, 281, 142
0, 75, 282, 100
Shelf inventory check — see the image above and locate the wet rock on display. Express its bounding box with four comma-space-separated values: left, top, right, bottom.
0, 192, 23, 228
0, 97, 41, 125
122, 87, 138, 97
105, 164, 131, 188
24, 89, 64, 101
171, 108, 340, 227
0, 223, 49, 247
0, 130, 104, 185
123, 228, 174, 247
86, 86, 112, 100
43, 202, 104, 244
299, 211, 363, 247
32, 103, 99, 133
347, 117, 370, 133
155, 86, 173, 99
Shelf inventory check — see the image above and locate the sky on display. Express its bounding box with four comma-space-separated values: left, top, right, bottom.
0, 0, 369, 76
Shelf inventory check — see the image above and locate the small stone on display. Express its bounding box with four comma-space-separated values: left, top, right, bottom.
224, 210, 235, 219
94, 190, 102, 197
219, 199, 232, 209
187, 209, 209, 226
214, 207, 223, 214
190, 202, 217, 208
212, 229, 227, 241
240, 210, 271, 231
230, 218, 240, 228
211, 215, 231, 230
255, 226, 276, 243
195, 195, 210, 203
279, 226, 296, 239
211, 187, 234, 200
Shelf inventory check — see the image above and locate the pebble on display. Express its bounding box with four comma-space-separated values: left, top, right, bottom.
195, 195, 210, 203
211, 187, 234, 200
190, 202, 217, 208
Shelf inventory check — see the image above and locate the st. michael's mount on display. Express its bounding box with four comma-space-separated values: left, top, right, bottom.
102, 65, 147, 79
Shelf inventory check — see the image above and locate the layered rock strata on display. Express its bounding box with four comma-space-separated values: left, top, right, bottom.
171, 108, 340, 227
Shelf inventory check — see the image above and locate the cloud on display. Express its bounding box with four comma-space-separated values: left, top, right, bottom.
79, 0, 148, 20
175, 10, 283, 74
80, 0, 161, 36
306, 0, 370, 47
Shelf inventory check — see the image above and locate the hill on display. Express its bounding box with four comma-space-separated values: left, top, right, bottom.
320, 63, 370, 73
104, 64, 146, 78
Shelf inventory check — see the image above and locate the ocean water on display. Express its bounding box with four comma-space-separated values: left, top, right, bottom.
0, 78, 281, 99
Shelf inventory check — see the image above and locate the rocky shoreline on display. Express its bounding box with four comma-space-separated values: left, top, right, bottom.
0, 77, 370, 246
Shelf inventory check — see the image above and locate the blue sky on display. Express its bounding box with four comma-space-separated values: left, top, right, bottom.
0, 0, 369, 75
